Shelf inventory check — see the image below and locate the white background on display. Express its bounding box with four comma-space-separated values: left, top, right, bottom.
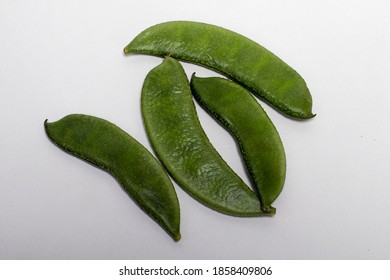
1, 0, 389, 260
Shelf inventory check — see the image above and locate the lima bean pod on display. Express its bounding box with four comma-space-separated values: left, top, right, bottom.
44, 114, 181, 241
124, 21, 315, 119
141, 57, 275, 216
191, 76, 286, 210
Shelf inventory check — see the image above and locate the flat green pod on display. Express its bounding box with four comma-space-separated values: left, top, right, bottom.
191, 76, 286, 210
142, 57, 274, 216
44, 114, 181, 241
124, 21, 314, 119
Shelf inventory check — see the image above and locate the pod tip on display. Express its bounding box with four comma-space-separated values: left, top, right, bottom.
173, 232, 181, 241
261, 206, 276, 215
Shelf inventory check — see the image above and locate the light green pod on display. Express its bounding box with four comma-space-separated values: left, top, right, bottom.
191, 76, 286, 210
142, 57, 275, 216
124, 21, 315, 119
44, 114, 181, 241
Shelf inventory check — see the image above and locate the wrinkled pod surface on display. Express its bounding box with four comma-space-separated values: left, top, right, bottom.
125, 21, 315, 119
191, 75, 286, 210
44, 114, 181, 241
141, 57, 275, 216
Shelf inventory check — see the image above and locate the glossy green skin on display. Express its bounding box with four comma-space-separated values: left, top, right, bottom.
142, 57, 274, 216
44, 114, 181, 241
191, 76, 286, 210
124, 21, 314, 119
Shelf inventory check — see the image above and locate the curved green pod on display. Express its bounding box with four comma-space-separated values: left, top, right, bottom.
141, 57, 274, 216
124, 21, 314, 119
44, 114, 181, 241
191, 76, 286, 210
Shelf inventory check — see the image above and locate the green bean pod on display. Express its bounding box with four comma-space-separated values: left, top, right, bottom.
142, 57, 274, 216
44, 114, 181, 241
191, 76, 286, 210
124, 21, 314, 119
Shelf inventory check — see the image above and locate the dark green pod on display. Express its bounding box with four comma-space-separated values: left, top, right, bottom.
124, 21, 314, 119
141, 57, 274, 216
44, 114, 181, 241
191, 76, 286, 210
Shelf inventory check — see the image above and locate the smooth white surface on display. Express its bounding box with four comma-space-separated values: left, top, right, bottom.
1, 0, 390, 260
